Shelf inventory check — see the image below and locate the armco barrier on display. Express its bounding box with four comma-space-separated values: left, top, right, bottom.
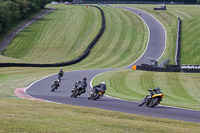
134, 64, 200, 73
0, 6, 105, 67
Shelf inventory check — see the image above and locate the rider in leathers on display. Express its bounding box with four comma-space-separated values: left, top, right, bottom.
74, 77, 87, 94
58, 68, 64, 79
93, 82, 106, 93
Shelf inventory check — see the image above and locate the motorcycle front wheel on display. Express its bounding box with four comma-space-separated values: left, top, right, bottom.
51, 87, 57, 92
138, 98, 145, 106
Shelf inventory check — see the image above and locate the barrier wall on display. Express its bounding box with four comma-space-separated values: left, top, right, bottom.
135, 64, 200, 73
0, 6, 105, 67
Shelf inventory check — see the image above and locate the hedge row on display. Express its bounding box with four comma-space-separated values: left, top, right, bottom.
0, 6, 105, 67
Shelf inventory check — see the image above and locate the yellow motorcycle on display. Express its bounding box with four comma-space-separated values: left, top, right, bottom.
138, 87, 164, 107
88, 88, 105, 100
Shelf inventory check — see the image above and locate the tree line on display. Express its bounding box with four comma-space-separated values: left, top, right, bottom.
0, 0, 51, 34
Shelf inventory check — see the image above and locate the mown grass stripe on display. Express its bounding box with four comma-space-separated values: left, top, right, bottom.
1, 5, 102, 64
74, 6, 147, 69
93, 69, 200, 110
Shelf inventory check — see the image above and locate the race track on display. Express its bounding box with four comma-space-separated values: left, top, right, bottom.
26, 7, 200, 123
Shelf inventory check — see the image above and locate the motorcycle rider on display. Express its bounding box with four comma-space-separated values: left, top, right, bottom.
58, 68, 64, 79
73, 77, 87, 94
148, 86, 161, 96
81, 77, 87, 93
52, 79, 60, 89
93, 82, 106, 94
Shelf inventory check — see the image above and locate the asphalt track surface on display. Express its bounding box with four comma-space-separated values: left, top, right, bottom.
26, 6, 200, 123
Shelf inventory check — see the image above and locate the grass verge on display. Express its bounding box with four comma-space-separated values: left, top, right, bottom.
93, 69, 200, 110
123, 4, 200, 65
0, 98, 199, 133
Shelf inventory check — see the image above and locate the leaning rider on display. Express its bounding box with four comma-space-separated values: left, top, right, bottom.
93, 82, 106, 93
81, 77, 87, 93
148, 86, 161, 96
58, 68, 64, 78
54, 79, 60, 88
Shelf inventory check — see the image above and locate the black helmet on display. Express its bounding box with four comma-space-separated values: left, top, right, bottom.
83, 77, 87, 80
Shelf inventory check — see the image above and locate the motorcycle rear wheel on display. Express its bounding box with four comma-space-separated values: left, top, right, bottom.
149, 97, 158, 107
94, 94, 100, 100
74, 90, 79, 98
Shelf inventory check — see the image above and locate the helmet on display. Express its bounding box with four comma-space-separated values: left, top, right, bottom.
101, 82, 105, 84
156, 86, 160, 89
60, 68, 62, 70
83, 77, 87, 80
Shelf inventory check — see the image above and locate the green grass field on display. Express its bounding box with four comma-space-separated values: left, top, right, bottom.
124, 4, 200, 65
1, 98, 199, 133
93, 69, 200, 110
0, 4, 200, 132
1, 5, 102, 63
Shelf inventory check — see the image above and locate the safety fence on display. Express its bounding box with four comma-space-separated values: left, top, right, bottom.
175, 17, 182, 65
76, 0, 184, 4
134, 64, 200, 73
0, 6, 105, 67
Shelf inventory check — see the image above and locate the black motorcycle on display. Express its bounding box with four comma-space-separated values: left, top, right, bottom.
138, 88, 164, 107
51, 79, 60, 92
71, 82, 85, 98
88, 87, 105, 100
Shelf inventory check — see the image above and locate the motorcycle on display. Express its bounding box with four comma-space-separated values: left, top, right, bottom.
51, 79, 61, 92
138, 88, 164, 107
88, 87, 105, 100
71, 82, 85, 98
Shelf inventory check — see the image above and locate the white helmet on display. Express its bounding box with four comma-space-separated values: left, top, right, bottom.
101, 82, 105, 84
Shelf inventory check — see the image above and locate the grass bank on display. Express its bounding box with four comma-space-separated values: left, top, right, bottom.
93, 69, 200, 110
123, 4, 200, 64
0, 98, 199, 133
72, 6, 148, 68
1, 4, 101, 64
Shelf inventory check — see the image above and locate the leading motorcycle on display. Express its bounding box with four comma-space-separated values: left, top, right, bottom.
138, 88, 164, 107
88, 87, 105, 100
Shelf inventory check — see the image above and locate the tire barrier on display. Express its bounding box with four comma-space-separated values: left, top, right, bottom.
0, 6, 105, 67
175, 17, 182, 65
134, 64, 200, 73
